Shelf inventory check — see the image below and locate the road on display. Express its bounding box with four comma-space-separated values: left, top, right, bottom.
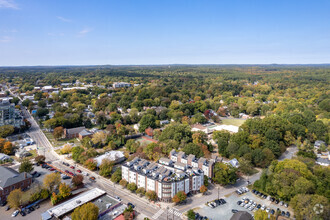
12, 92, 165, 219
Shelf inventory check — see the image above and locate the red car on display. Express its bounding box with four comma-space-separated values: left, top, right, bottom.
70, 166, 75, 169
77, 170, 82, 173
49, 168, 55, 171
69, 172, 74, 176
65, 170, 69, 173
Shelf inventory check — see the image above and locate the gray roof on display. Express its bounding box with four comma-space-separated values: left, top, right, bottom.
0, 166, 31, 189
65, 126, 85, 135
230, 211, 253, 220
79, 129, 92, 136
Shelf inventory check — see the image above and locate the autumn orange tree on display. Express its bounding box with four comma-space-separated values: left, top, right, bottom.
172, 191, 187, 203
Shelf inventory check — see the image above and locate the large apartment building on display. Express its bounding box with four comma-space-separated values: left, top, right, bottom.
122, 157, 204, 202
113, 82, 131, 88
0, 100, 24, 128
169, 150, 216, 178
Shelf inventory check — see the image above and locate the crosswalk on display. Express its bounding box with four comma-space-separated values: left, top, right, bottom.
151, 208, 183, 219
168, 208, 182, 218
152, 209, 164, 219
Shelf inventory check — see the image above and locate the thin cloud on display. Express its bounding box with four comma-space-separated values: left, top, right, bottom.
0, 0, 19, 9
0, 36, 12, 43
78, 28, 92, 36
57, 16, 72, 23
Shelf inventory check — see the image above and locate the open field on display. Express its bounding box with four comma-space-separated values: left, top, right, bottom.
221, 118, 246, 127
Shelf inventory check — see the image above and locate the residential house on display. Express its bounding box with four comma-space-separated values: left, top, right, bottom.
64, 127, 86, 139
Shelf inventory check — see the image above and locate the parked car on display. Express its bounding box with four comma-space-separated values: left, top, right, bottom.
266, 208, 270, 213
270, 209, 275, 215
284, 203, 288, 208
70, 166, 75, 169
49, 168, 55, 171
35, 173, 41, 177
62, 175, 70, 180
30, 171, 37, 175
270, 197, 275, 202
252, 189, 256, 193
34, 204, 40, 209
12, 210, 19, 217
220, 199, 226, 204
257, 204, 261, 209
248, 206, 254, 211
232, 209, 238, 213
237, 201, 242, 205
275, 200, 279, 204
29, 207, 34, 212
279, 201, 284, 206
82, 172, 89, 176
5, 206, 10, 211
115, 196, 121, 201
286, 211, 290, 217
77, 169, 82, 173
261, 205, 266, 210
281, 211, 286, 216
127, 202, 135, 208
1, 201, 7, 206
20, 211, 26, 216
90, 176, 96, 181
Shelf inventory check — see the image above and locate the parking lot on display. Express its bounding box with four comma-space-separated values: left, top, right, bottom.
195, 189, 293, 220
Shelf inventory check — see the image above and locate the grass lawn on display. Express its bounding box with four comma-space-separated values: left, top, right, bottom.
221, 118, 246, 127
136, 137, 154, 146
43, 131, 80, 147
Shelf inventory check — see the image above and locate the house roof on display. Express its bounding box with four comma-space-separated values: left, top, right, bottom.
79, 129, 92, 136
65, 126, 86, 135
230, 211, 253, 220
0, 166, 31, 189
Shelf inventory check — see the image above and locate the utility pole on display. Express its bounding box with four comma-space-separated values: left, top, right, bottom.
218, 186, 219, 200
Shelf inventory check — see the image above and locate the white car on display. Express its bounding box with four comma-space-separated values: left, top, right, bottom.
113, 211, 118, 216
249, 206, 254, 211
249, 200, 253, 205
245, 204, 250, 209
261, 205, 266, 210
266, 208, 270, 213
83, 172, 89, 176
11, 210, 19, 217
240, 202, 245, 207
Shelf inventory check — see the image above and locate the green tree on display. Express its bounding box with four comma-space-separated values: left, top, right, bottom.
72, 202, 99, 220
139, 114, 156, 132
127, 183, 137, 192
0, 125, 14, 138
254, 210, 268, 220
187, 210, 196, 220
172, 191, 187, 203
213, 162, 238, 186
119, 179, 128, 187
99, 159, 114, 177
19, 158, 34, 173
145, 190, 158, 201
7, 189, 25, 209
72, 174, 84, 187
136, 187, 146, 196
111, 168, 122, 183
72, 146, 85, 163
43, 173, 61, 192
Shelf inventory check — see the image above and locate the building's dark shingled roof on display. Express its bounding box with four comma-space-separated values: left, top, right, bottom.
0, 166, 31, 189
230, 211, 253, 220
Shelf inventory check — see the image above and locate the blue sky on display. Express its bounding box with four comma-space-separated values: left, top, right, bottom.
0, 0, 329, 66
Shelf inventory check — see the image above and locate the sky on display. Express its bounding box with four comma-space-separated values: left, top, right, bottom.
0, 0, 330, 66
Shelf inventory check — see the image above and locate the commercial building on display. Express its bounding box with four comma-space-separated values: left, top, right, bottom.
0, 167, 32, 202
169, 150, 216, 178
113, 82, 131, 88
122, 157, 204, 202
0, 100, 24, 128
42, 188, 106, 220
94, 151, 126, 167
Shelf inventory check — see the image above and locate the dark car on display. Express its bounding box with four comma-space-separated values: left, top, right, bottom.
263, 195, 267, 199
270, 209, 275, 215
35, 173, 41, 177
70, 166, 75, 169
215, 200, 221, 206
62, 175, 71, 180
237, 201, 242, 205
30, 171, 37, 175
34, 204, 40, 209
29, 207, 34, 212
5, 206, 10, 211
0, 201, 7, 206
254, 190, 259, 194
257, 204, 262, 209
65, 170, 69, 173
220, 199, 226, 204
275, 200, 279, 204
26, 208, 31, 214
20, 211, 26, 216
127, 202, 135, 208
270, 197, 275, 202
232, 209, 238, 213
286, 211, 290, 217
281, 211, 286, 216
